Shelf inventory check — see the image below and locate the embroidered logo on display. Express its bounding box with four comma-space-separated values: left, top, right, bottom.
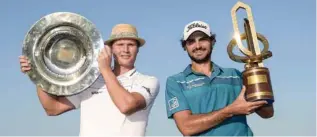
91, 91, 102, 95
187, 23, 207, 32
187, 82, 205, 89
168, 97, 179, 111
177, 77, 206, 90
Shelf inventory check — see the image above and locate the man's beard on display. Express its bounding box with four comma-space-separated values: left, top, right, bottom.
188, 49, 212, 64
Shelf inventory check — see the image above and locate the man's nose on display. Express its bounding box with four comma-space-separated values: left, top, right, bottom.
122, 45, 129, 52
194, 40, 202, 49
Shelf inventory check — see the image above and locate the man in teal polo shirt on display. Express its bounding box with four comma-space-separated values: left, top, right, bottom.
165, 21, 274, 136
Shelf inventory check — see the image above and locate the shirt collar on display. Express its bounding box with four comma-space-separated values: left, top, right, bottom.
183, 61, 223, 77
116, 68, 137, 79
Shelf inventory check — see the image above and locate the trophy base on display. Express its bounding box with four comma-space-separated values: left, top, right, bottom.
242, 67, 274, 105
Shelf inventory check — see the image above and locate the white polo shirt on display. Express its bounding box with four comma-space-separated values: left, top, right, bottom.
66, 68, 160, 136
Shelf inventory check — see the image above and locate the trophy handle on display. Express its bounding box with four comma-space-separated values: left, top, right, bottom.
227, 32, 272, 65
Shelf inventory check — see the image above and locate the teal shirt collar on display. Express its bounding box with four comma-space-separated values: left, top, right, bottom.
183, 62, 223, 78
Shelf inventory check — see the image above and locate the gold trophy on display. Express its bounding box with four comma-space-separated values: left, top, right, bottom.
227, 1, 274, 104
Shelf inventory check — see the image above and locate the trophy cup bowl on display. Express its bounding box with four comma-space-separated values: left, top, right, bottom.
22, 12, 103, 96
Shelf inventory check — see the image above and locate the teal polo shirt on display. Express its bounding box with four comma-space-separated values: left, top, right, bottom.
165, 62, 253, 136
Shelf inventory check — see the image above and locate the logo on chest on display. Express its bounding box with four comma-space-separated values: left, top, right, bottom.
179, 77, 207, 90
91, 90, 103, 95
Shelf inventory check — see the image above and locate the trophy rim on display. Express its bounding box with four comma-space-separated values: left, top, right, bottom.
22, 12, 103, 96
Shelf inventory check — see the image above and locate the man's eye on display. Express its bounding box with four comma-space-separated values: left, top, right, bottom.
187, 39, 195, 44
200, 37, 209, 41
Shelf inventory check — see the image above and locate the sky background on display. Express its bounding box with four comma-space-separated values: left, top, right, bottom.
0, 0, 316, 136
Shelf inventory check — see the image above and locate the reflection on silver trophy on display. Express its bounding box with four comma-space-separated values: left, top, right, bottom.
22, 12, 103, 96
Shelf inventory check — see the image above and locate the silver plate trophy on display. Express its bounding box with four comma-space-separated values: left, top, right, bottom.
22, 12, 103, 96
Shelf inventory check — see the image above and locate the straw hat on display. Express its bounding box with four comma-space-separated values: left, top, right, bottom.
104, 24, 145, 46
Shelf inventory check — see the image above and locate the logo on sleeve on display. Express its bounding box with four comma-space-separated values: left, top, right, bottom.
168, 97, 179, 111
142, 86, 152, 96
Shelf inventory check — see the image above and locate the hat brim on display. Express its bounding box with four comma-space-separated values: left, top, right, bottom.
104, 37, 145, 47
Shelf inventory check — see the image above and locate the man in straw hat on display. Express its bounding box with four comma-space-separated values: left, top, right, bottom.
164, 21, 274, 136
19, 24, 160, 136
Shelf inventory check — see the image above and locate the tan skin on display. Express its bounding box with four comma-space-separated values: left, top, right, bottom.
98, 39, 146, 115
19, 38, 146, 116
172, 32, 274, 136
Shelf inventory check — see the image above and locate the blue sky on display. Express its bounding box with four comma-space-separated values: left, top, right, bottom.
0, 0, 315, 136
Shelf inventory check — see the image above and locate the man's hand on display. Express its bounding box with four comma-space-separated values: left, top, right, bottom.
98, 45, 112, 73
228, 86, 268, 115
19, 55, 31, 73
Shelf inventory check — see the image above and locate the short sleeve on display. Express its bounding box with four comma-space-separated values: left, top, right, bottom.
165, 77, 190, 119
131, 76, 160, 109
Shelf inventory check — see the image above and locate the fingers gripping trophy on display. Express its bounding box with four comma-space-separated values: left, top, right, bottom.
227, 2, 275, 104
22, 12, 103, 96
